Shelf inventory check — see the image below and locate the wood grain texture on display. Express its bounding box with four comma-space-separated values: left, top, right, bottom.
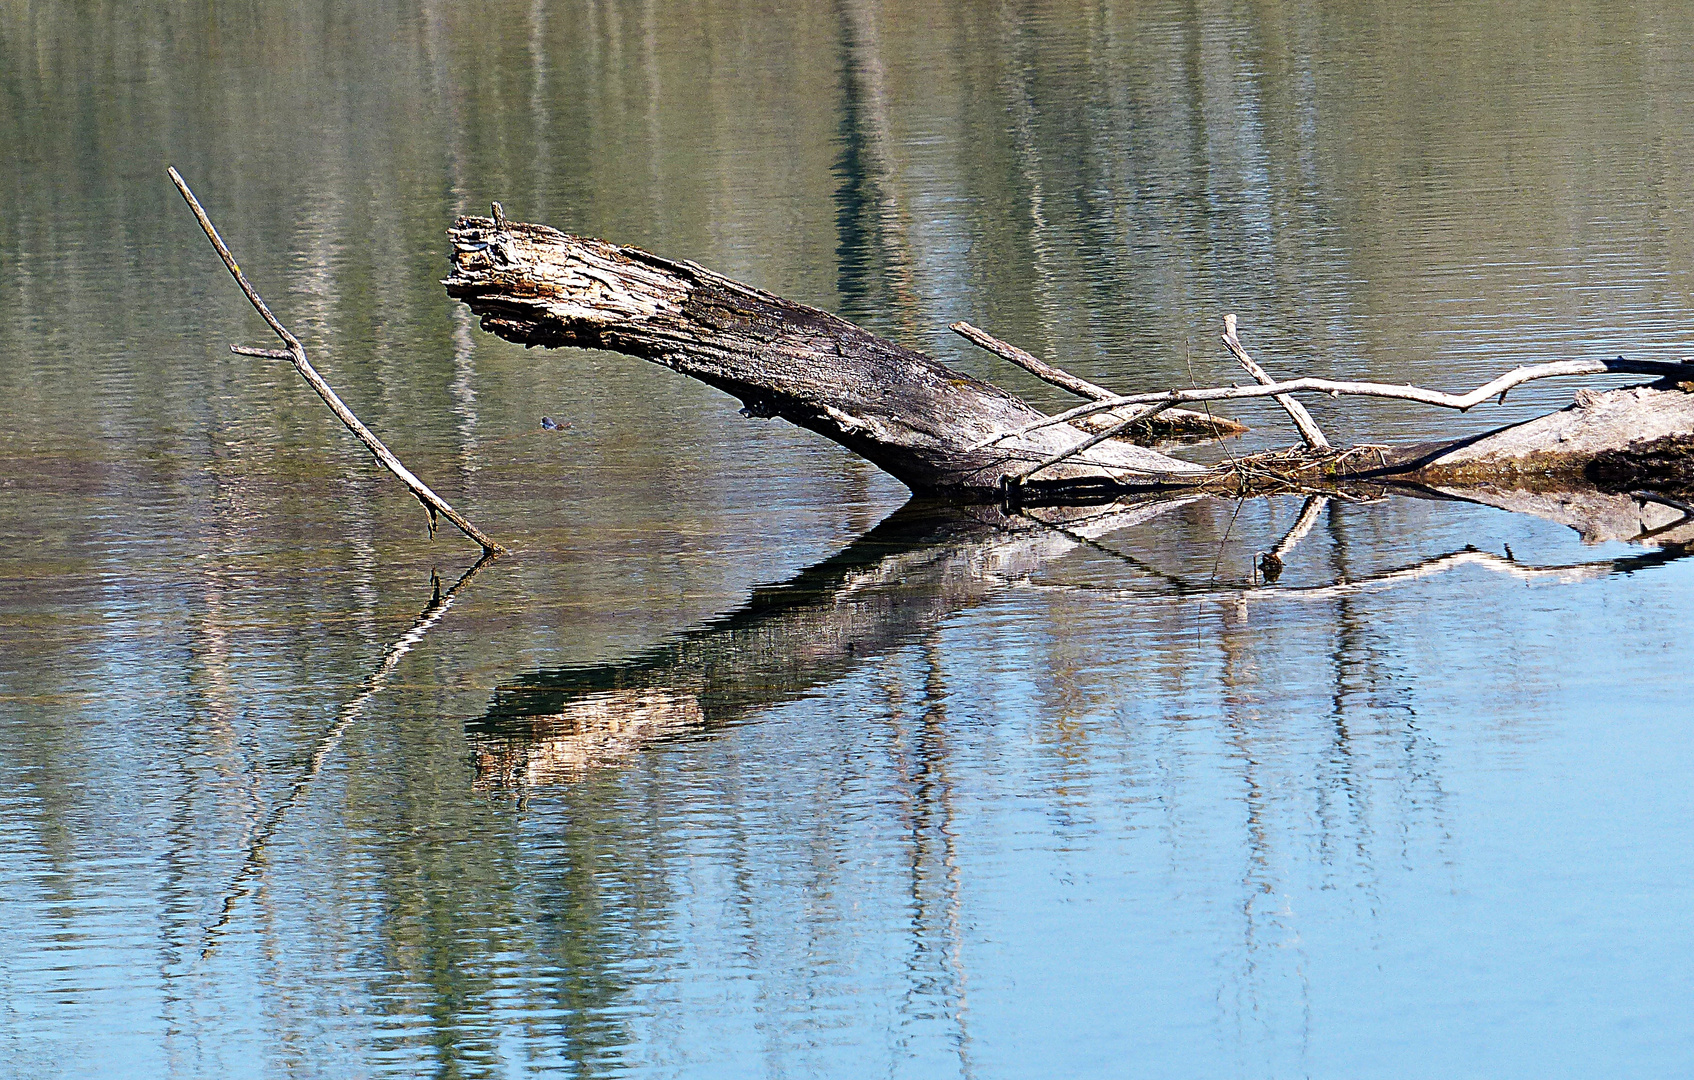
444, 216, 1201, 494
445, 216, 1694, 502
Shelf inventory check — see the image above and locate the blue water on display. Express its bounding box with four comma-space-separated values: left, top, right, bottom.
4, 0, 1694, 1075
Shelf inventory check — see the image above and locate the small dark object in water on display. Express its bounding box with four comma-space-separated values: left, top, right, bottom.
540, 416, 571, 431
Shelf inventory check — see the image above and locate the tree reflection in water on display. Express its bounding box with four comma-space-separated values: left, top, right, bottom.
470, 486, 1692, 787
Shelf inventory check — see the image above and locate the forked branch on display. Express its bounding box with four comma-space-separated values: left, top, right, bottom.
973, 349, 1693, 452
169, 168, 505, 555
1221, 314, 1330, 450
950, 320, 1247, 443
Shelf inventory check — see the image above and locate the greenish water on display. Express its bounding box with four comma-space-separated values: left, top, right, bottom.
3, 1, 1694, 1076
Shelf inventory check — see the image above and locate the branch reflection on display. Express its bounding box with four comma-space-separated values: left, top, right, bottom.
199, 551, 501, 957
471, 485, 1690, 789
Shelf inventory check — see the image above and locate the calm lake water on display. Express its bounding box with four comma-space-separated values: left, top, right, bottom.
4, 1, 1694, 1076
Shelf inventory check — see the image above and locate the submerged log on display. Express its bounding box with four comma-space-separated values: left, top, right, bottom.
1366, 384, 1694, 491
445, 214, 1694, 501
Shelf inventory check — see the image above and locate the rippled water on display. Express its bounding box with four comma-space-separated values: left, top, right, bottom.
4, 1, 1694, 1076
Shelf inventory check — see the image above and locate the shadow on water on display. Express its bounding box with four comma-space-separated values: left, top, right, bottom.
469, 487, 1693, 789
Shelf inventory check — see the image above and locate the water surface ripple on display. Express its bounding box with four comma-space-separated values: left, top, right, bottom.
3, 1, 1693, 1076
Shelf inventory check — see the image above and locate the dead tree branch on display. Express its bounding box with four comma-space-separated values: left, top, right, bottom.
443, 216, 1204, 490
1017, 402, 1180, 480
950, 320, 1246, 443
950, 319, 1113, 399
974, 352, 1693, 451
445, 219, 1694, 500
170, 168, 506, 555
1221, 314, 1330, 450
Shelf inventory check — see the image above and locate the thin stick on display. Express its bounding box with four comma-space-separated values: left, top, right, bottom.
950, 320, 1115, 399
168, 167, 506, 555
951, 319, 1240, 441
970, 356, 1691, 452
1019, 402, 1179, 478
1186, 336, 1239, 473
1222, 314, 1329, 450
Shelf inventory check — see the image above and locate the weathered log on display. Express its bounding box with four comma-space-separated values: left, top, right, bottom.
445, 215, 1694, 501
444, 215, 1202, 494
1365, 384, 1694, 490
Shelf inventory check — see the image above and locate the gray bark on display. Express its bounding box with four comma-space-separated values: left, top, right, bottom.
445, 215, 1694, 501
444, 216, 1200, 494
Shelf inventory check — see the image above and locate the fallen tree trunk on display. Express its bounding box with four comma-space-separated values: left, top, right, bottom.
445, 213, 1202, 493
1360, 385, 1694, 490
445, 213, 1694, 501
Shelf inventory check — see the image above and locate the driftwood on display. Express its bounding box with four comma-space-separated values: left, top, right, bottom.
444, 213, 1694, 504
444, 214, 1202, 492
1221, 314, 1329, 451
171, 169, 506, 554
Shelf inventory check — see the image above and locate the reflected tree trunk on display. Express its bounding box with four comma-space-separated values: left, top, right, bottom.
468, 488, 1690, 788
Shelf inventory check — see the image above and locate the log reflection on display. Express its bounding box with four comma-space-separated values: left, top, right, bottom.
471, 497, 1193, 787
471, 485, 1692, 789
473, 502, 1015, 786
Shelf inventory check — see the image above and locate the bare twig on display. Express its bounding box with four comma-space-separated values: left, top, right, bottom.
168, 167, 506, 555
1018, 402, 1179, 478
951, 320, 1116, 399
970, 355, 1692, 452
951, 320, 1243, 442
1222, 314, 1330, 450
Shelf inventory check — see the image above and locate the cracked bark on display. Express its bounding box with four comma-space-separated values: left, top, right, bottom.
445, 215, 1694, 501
444, 216, 1202, 495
